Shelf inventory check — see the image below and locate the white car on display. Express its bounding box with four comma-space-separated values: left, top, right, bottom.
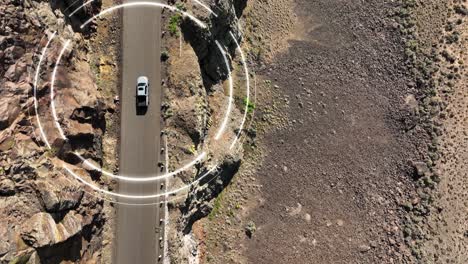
136, 76, 149, 107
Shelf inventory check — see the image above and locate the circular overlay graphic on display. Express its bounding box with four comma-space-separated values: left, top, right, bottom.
31, 1, 254, 205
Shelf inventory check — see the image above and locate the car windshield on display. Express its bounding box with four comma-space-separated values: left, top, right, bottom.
138, 83, 146, 86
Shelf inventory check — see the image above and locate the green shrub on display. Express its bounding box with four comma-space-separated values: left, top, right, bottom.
168, 13, 182, 36
243, 97, 255, 114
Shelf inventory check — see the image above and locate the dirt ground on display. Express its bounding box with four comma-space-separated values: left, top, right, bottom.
156, 0, 468, 263
243, 0, 423, 263
416, 1, 468, 263
199, 0, 464, 263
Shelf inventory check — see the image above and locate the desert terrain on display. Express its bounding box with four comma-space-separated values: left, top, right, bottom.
0, 0, 466, 264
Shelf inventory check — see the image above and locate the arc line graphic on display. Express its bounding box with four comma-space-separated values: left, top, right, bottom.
69, 0, 94, 17
50, 40, 71, 141
59, 170, 207, 206
69, 0, 218, 19
233, 73, 258, 153
34, 37, 246, 197
46, 36, 207, 182
64, 0, 82, 11
47, 36, 237, 180
63, 159, 222, 205
79, 2, 207, 30
32, 4, 253, 201
33, 31, 57, 149
229, 31, 250, 149
214, 40, 234, 140
64, 164, 219, 199
79, 151, 207, 182
192, 0, 218, 17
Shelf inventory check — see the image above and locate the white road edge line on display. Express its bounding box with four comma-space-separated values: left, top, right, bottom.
163, 135, 170, 264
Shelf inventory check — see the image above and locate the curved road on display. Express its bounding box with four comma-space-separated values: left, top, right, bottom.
115, 1, 163, 263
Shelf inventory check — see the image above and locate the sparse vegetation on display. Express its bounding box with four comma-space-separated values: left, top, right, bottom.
168, 13, 182, 36
175, 2, 186, 11
161, 50, 169, 61
208, 193, 224, 221
163, 107, 174, 119
168, 3, 186, 36
394, 0, 468, 262
243, 97, 255, 114
187, 144, 196, 155
45, 146, 59, 157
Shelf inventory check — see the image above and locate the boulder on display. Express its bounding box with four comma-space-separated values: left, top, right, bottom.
26, 252, 40, 264
60, 211, 83, 238
20, 211, 83, 248
0, 223, 10, 257
4, 59, 28, 82
20, 213, 57, 248
3, 81, 33, 96
3, 45, 25, 62
412, 161, 429, 178
54, 86, 99, 124
171, 97, 203, 144
181, 0, 245, 85
66, 120, 95, 138
0, 240, 9, 257
36, 177, 83, 212
12, 135, 40, 159
0, 178, 15, 196
181, 154, 241, 232
0, 96, 21, 130
0, 136, 15, 152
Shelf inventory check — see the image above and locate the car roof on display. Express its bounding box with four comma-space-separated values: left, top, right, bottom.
137, 76, 149, 84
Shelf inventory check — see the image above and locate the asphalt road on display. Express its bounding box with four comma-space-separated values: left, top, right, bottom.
115, 1, 163, 263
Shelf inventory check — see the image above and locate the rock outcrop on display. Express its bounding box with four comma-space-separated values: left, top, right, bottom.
181, 0, 247, 87
163, 1, 248, 262
36, 177, 84, 213
180, 154, 241, 233
20, 211, 83, 249
0, 0, 109, 263
0, 178, 15, 196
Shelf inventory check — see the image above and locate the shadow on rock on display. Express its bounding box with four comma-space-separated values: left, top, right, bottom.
180, 154, 241, 234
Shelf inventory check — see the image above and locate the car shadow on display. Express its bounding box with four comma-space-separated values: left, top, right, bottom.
136, 105, 148, 116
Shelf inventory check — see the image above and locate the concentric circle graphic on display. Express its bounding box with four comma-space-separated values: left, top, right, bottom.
31, 1, 255, 205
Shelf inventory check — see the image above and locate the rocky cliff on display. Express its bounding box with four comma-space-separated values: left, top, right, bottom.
162, 0, 248, 262
180, 0, 246, 87
0, 1, 112, 263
